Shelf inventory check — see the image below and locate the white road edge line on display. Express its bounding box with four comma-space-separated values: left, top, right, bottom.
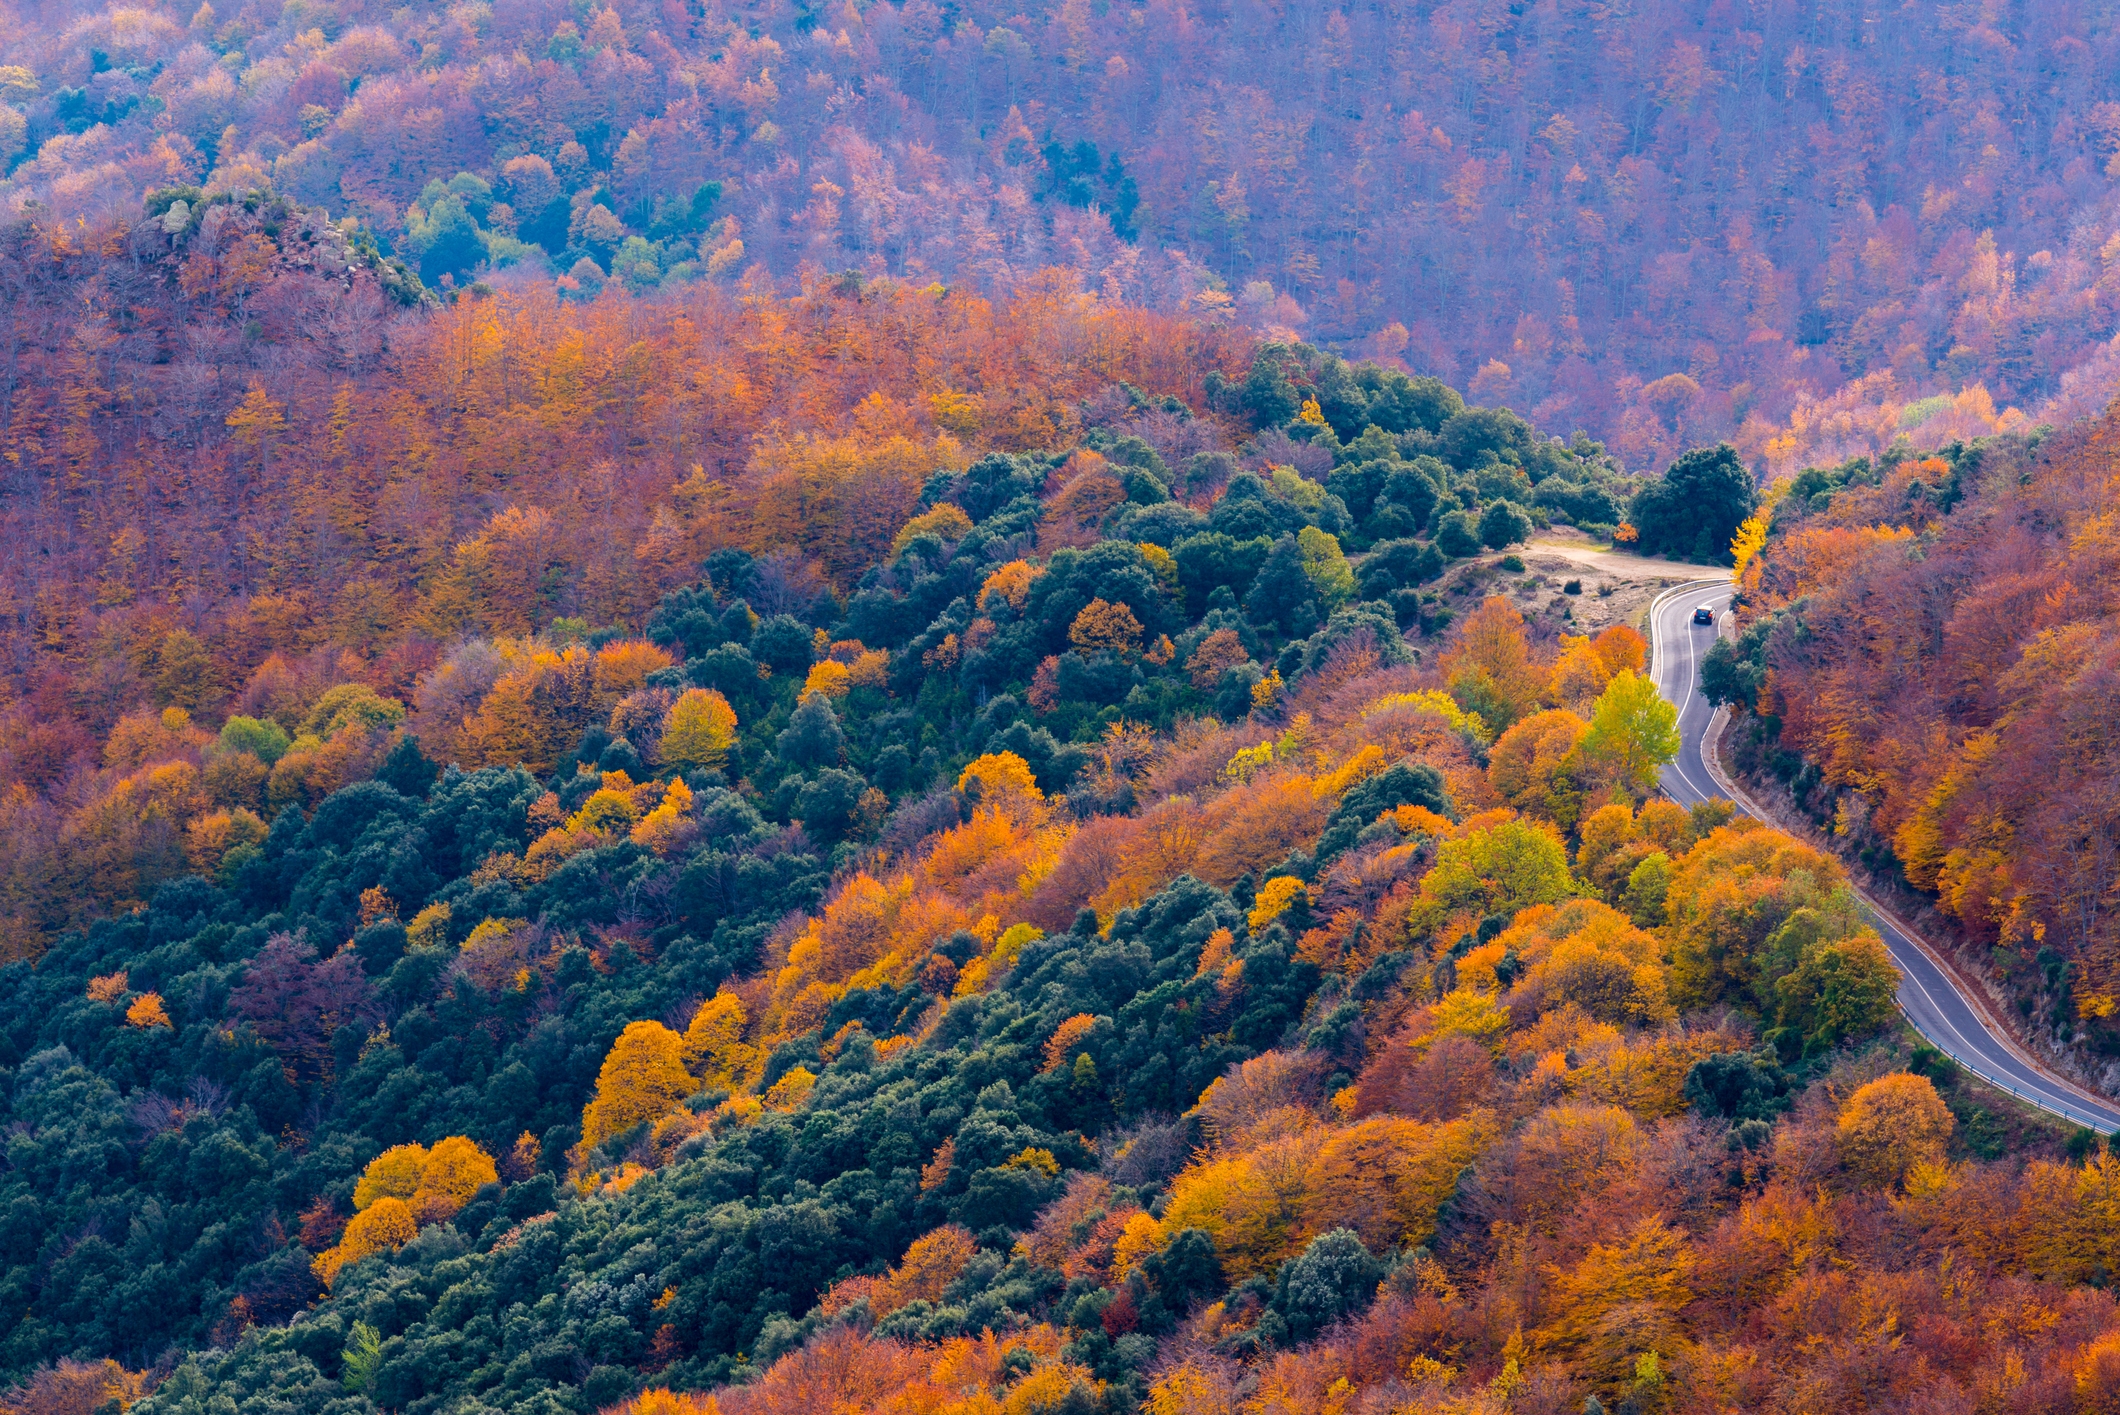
1648, 575, 2120, 1133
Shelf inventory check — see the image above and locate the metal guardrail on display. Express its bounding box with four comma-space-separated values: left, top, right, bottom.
1892, 1002, 2118, 1133
1650, 577, 2120, 1137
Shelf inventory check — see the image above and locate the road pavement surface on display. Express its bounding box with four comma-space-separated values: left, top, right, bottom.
1648, 579, 2120, 1133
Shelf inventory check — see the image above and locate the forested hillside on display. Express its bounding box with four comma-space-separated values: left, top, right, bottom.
3, 0, 2120, 1407
0, 180, 2112, 1415
7, 0, 2120, 470
1709, 416, 2120, 1083
0, 190, 1655, 953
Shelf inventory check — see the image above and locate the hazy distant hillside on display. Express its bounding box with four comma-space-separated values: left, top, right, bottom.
6, 0, 2120, 467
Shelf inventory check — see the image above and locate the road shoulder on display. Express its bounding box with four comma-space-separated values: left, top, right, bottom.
1701, 705, 2120, 1128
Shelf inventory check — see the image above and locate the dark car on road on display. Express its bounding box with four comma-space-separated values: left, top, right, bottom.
1693, 604, 1716, 625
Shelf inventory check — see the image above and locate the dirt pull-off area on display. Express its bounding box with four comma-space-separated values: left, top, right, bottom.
1419, 526, 1727, 646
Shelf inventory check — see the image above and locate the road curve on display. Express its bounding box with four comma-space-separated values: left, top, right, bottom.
1648, 580, 2120, 1133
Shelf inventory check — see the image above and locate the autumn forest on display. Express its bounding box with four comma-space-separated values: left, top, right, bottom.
1, 0, 2119, 1413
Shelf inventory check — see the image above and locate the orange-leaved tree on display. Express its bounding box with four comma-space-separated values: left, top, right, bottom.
1487, 709, 1590, 827
1069, 599, 1144, 657
1440, 597, 1547, 735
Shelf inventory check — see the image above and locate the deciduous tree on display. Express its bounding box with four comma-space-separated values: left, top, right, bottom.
661, 689, 738, 771
1837, 1073, 1953, 1189
582, 1021, 699, 1151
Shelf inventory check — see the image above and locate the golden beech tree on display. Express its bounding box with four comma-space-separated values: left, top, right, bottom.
1247, 876, 1310, 934
1505, 1104, 1648, 1233
800, 661, 853, 700
1538, 1214, 1695, 1388
126, 993, 173, 1029
632, 778, 698, 854
1159, 1103, 1497, 1279
660, 690, 739, 772
312, 1196, 416, 1287
979, 560, 1042, 613
1576, 800, 1693, 898
1485, 898, 1676, 1027
1729, 511, 1769, 588
749, 433, 962, 585
0, 1359, 154, 1414
412, 1136, 500, 1222
1068, 598, 1144, 657
592, 641, 677, 701
2017, 1151, 2120, 1282
681, 994, 757, 1088
1545, 625, 1648, 712
1301, 1111, 1499, 1254
957, 751, 1042, 804
1836, 1073, 1953, 1189
452, 650, 590, 773
1417, 988, 1513, 1052
1145, 1361, 1243, 1415
349, 1138, 497, 1223
599, 1392, 720, 1415
1545, 637, 1618, 714
353, 1144, 430, 1211
582, 1021, 699, 1151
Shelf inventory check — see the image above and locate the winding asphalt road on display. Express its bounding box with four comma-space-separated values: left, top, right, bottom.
1648, 580, 2120, 1133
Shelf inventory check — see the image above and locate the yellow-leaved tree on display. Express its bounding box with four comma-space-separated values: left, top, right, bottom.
1837, 1072, 1953, 1189
353, 1145, 430, 1211
682, 993, 757, 1088
1159, 1110, 1497, 1278
660, 689, 738, 771
412, 1135, 500, 1222
631, 777, 698, 854
957, 751, 1042, 804
1578, 670, 1681, 798
313, 1197, 416, 1287
1729, 511, 1769, 589
1068, 599, 1144, 657
582, 1020, 698, 1151
126, 993, 173, 1028
348, 1137, 498, 1226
